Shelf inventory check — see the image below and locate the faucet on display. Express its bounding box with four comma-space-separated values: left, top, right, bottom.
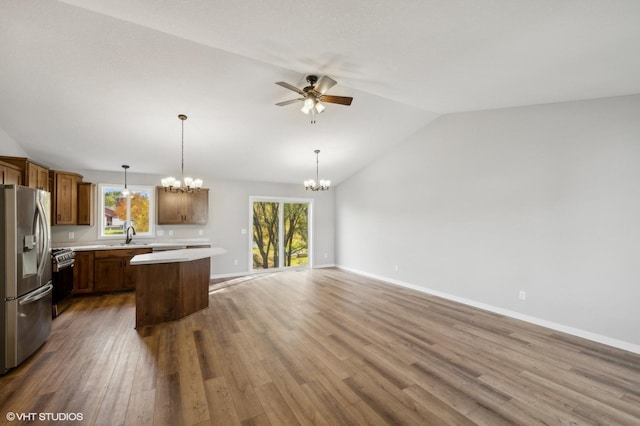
125, 225, 136, 244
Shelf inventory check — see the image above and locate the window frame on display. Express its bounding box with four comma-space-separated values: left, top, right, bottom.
249, 196, 313, 272
97, 183, 156, 240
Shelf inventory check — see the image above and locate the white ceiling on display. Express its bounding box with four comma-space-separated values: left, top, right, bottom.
2, 0, 639, 184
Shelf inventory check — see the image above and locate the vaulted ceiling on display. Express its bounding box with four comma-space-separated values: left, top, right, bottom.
2, 1, 639, 184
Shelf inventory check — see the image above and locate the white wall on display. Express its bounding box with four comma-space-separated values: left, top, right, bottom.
335, 94, 640, 349
0, 127, 28, 156
51, 170, 335, 276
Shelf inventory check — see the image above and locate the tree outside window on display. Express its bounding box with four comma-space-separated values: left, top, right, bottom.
252, 200, 310, 270
99, 184, 154, 238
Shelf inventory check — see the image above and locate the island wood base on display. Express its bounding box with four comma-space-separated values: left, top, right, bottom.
135, 257, 210, 328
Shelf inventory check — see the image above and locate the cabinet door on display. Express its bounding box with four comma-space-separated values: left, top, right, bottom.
184, 189, 209, 224
27, 163, 39, 189
37, 166, 50, 191
123, 255, 138, 290
77, 182, 94, 226
94, 257, 124, 292
73, 251, 95, 294
54, 172, 78, 225
27, 163, 49, 190
3, 166, 22, 185
157, 189, 184, 224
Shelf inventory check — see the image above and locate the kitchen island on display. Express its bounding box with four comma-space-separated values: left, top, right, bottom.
130, 247, 226, 328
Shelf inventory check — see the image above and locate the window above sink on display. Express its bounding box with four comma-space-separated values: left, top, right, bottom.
97, 183, 155, 241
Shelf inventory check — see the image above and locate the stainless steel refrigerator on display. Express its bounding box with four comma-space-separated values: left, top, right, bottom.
1, 185, 52, 374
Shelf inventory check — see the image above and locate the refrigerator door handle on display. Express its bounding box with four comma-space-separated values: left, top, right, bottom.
19, 283, 53, 306
35, 196, 50, 278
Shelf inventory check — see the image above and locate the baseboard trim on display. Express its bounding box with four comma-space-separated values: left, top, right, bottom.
212, 263, 336, 280
336, 265, 640, 355
211, 271, 250, 280
313, 263, 336, 269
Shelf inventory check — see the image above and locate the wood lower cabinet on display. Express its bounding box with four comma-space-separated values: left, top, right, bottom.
73, 251, 95, 294
94, 248, 152, 292
157, 187, 209, 224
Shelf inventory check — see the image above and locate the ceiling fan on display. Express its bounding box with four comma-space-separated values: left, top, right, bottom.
275, 75, 353, 123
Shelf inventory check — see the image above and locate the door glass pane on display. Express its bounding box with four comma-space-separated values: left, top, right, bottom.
252, 201, 280, 269
284, 203, 308, 267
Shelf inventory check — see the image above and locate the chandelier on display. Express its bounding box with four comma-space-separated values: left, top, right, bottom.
304, 149, 330, 191
161, 114, 203, 192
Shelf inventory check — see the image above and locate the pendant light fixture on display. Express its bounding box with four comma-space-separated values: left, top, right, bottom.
304, 149, 330, 191
161, 114, 203, 192
121, 164, 130, 196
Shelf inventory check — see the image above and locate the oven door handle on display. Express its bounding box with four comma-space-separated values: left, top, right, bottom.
53, 260, 75, 272
19, 283, 53, 306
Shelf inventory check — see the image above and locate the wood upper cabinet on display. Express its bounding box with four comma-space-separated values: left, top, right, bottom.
0, 156, 47, 189
0, 160, 22, 185
77, 182, 95, 226
94, 248, 152, 292
27, 162, 50, 191
73, 251, 95, 294
50, 170, 82, 225
157, 187, 209, 225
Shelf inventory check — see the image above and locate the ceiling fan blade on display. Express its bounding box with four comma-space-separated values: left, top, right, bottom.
315, 76, 337, 94
275, 81, 306, 96
275, 98, 304, 106
320, 95, 353, 106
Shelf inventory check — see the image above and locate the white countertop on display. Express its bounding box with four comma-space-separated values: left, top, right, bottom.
130, 247, 226, 265
57, 240, 211, 252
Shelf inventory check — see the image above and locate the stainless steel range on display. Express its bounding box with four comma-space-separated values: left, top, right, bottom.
51, 248, 75, 317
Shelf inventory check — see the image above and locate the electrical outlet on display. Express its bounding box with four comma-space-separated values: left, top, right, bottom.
394, 264, 399, 272
234, 259, 238, 265
168, 230, 174, 237
519, 290, 526, 300
157, 230, 164, 237
241, 228, 247, 235
68, 232, 74, 240
198, 229, 204, 236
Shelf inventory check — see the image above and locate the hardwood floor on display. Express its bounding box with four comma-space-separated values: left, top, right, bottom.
1, 268, 639, 425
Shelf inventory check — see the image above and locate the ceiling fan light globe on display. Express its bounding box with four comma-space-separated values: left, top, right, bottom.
315, 102, 325, 113
304, 98, 315, 109
301, 105, 311, 114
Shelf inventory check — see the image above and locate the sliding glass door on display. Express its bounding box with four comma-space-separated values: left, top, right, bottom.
251, 198, 311, 271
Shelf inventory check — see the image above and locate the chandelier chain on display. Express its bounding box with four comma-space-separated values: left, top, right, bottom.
161, 114, 203, 192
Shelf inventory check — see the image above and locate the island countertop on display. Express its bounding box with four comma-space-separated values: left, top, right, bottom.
130, 247, 226, 265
